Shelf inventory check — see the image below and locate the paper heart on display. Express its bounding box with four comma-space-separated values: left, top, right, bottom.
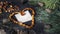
9, 8, 35, 29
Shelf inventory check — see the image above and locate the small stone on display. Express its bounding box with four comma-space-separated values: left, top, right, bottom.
45, 9, 52, 13
3, 19, 10, 23
38, 2, 44, 7
10, 5, 13, 7
0, 29, 6, 34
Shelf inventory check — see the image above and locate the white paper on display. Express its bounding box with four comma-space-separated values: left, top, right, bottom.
15, 10, 32, 23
